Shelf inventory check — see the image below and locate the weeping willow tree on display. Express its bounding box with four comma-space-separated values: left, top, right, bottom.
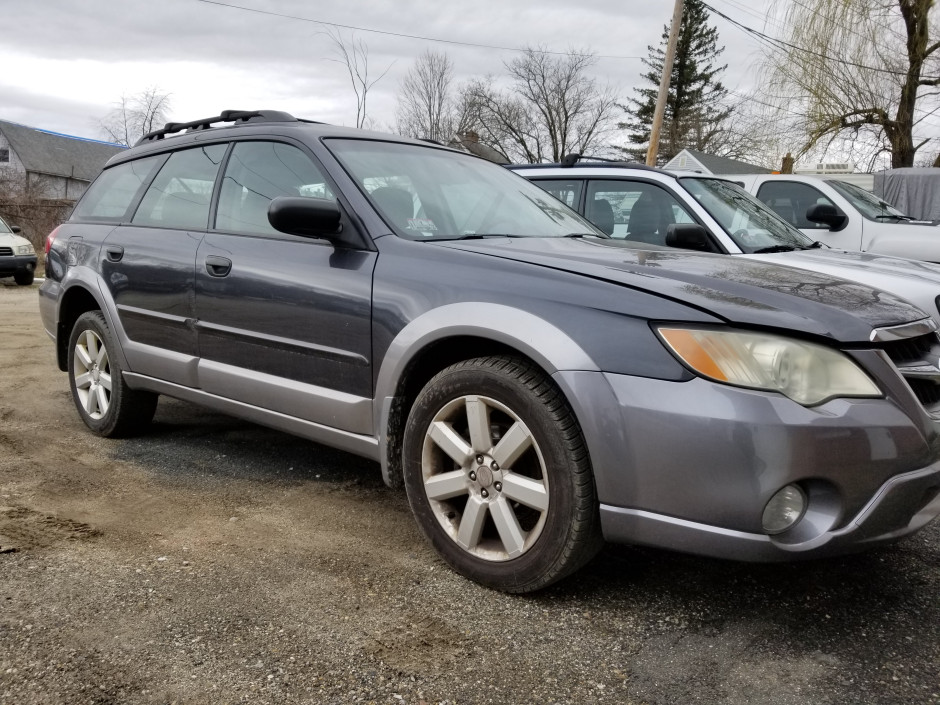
763, 0, 940, 168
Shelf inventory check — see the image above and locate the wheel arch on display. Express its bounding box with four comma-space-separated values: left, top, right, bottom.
53, 272, 128, 373
375, 303, 599, 488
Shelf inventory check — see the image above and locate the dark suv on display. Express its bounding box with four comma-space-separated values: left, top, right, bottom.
39, 111, 940, 592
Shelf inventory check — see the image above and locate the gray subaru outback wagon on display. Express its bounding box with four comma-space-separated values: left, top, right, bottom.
39, 110, 940, 592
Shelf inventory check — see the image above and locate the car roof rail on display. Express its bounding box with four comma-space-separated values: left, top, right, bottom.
136, 109, 312, 145
507, 154, 665, 174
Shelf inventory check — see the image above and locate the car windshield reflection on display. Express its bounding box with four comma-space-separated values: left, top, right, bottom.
326, 139, 606, 240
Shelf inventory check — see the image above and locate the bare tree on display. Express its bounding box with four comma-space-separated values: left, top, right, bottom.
762, 0, 940, 168
99, 87, 172, 146
324, 29, 393, 129
396, 50, 472, 142
463, 49, 619, 163
0, 176, 70, 257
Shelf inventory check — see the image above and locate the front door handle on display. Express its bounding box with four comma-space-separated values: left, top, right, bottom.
205, 255, 232, 277
105, 245, 124, 262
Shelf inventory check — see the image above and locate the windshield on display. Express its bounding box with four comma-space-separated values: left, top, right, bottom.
679, 177, 816, 253
0, 216, 11, 234
826, 179, 910, 220
325, 139, 604, 240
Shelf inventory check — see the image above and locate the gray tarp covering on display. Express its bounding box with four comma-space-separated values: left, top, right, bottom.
873, 167, 940, 220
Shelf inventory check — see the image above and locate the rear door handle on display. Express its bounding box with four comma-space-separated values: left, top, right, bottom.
205, 255, 232, 277
105, 245, 124, 262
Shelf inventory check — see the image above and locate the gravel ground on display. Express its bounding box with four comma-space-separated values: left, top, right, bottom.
1, 280, 938, 705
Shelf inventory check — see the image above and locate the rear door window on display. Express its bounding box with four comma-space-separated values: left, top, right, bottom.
528, 179, 584, 209
132, 145, 227, 230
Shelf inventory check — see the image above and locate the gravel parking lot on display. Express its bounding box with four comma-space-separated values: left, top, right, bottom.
1, 280, 938, 705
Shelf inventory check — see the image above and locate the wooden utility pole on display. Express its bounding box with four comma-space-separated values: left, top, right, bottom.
646, 0, 685, 166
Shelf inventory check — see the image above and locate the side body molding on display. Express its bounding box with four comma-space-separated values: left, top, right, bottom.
374, 302, 600, 486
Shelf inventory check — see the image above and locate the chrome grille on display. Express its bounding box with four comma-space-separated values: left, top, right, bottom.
878, 324, 940, 412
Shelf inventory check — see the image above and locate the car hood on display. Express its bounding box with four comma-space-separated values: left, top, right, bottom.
0, 232, 31, 248
752, 248, 940, 323
437, 237, 928, 343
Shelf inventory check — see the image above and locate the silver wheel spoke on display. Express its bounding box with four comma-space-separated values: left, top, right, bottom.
74, 372, 93, 389
428, 421, 473, 467
491, 421, 532, 469
490, 497, 526, 557
75, 344, 93, 371
500, 472, 549, 512
95, 385, 109, 415
456, 495, 487, 550
95, 345, 108, 368
99, 371, 112, 392
83, 330, 99, 360
83, 386, 98, 415
425, 469, 469, 501
465, 396, 492, 453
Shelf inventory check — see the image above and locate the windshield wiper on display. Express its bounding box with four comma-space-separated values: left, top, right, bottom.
808, 241, 827, 248
752, 245, 800, 253
875, 214, 914, 221
563, 232, 606, 238
433, 233, 522, 241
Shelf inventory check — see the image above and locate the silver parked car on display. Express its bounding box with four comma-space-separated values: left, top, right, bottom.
511, 159, 940, 329
37, 113, 940, 591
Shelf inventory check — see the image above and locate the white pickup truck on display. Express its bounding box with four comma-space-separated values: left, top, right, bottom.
729, 173, 940, 262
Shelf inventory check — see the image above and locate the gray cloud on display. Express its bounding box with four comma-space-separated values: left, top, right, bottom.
6, 0, 773, 139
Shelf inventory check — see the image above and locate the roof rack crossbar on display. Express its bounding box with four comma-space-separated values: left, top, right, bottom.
136, 109, 299, 145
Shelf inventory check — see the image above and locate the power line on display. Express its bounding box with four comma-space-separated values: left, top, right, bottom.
701, 1, 913, 78
194, 0, 645, 60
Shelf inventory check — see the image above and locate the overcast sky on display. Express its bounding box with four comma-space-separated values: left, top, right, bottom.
2, 0, 784, 143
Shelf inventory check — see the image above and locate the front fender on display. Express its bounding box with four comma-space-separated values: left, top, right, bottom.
373, 302, 600, 486
865, 226, 940, 263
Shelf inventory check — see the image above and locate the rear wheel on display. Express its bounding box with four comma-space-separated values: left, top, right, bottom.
67, 311, 157, 437
403, 356, 602, 592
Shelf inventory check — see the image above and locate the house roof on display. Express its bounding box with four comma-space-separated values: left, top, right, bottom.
664, 148, 771, 175
0, 120, 125, 182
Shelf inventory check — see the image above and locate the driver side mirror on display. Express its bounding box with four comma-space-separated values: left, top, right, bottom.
10, 225, 21, 233
665, 223, 717, 252
268, 196, 345, 242
805, 203, 848, 231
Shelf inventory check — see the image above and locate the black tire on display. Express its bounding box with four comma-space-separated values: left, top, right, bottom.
403, 355, 602, 593
13, 270, 33, 286
67, 311, 157, 437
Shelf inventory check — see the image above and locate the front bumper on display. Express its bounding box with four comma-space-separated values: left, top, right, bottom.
0, 254, 38, 276
554, 370, 940, 561
600, 463, 940, 561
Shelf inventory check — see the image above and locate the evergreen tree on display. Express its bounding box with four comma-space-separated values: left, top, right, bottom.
619, 0, 731, 164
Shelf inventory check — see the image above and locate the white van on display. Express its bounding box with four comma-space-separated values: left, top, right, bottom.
729, 174, 940, 262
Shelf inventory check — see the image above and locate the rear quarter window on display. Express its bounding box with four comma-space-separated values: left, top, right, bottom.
72, 155, 164, 221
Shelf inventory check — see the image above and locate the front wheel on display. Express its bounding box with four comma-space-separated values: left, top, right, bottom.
67, 311, 157, 437
403, 356, 602, 592
13, 269, 34, 286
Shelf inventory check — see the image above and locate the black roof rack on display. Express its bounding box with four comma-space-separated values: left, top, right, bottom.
506, 154, 664, 174
136, 109, 303, 145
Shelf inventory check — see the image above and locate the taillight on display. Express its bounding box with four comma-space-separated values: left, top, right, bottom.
45, 226, 60, 255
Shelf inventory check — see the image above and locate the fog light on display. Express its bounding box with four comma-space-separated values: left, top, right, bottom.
762, 484, 807, 534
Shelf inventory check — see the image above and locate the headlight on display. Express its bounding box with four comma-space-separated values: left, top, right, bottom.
15, 243, 34, 255
656, 327, 881, 406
